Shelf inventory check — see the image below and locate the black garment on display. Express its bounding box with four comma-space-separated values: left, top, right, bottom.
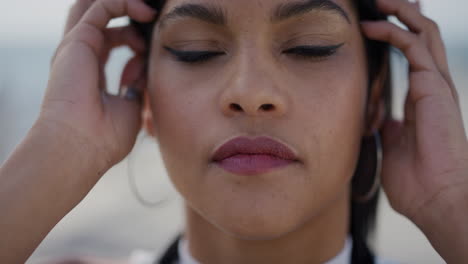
156, 233, 375, 264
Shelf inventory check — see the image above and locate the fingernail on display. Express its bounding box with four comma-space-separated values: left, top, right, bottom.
120, 85, 143, 103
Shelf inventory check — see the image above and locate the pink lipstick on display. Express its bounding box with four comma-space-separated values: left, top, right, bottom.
212, 136, 299, 175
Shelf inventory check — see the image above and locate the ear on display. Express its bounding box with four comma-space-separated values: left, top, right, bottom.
142, 90, 156, 138
364, 62, 389, 137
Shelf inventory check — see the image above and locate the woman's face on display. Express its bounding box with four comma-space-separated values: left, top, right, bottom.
146, 0, 370, 239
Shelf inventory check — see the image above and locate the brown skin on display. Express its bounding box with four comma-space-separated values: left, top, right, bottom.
0, 0, 467, 263
143, 0, 383, 263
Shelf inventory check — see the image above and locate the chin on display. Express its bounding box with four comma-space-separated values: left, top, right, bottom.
183, 165, 337, 241
219, 210, 311, 241
207, 194, 313, 241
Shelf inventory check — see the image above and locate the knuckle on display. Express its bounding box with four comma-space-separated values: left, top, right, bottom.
73, 24, 105, 52
387, 25, 418, 50
426, 19, 440, 34
51, 23, 104, 67
99, 0, 126, 18
404, 32, 419, 44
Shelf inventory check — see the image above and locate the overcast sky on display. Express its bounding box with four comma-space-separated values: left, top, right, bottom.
1, 0, 467, 45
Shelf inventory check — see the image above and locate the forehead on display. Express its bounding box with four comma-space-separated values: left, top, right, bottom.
159, 0, 358, 23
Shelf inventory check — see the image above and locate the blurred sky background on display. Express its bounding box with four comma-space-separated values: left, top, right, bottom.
0, 1, 467, 263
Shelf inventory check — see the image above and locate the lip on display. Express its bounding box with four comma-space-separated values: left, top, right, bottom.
211, 136, 299, 175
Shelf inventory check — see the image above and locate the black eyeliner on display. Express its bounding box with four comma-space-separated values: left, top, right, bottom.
164, 46, 225, 63
283, 43, 344, 58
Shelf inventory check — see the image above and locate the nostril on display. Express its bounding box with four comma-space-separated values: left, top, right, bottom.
261, 104, 274, 111
230, 103, 243, 111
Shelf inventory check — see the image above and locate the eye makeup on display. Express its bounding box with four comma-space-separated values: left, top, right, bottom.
163, 43, 344, 64
164, 46, 226, 63
282, 43, 344, 60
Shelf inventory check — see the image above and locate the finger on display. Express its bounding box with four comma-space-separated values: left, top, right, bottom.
378, 0, 450, 74
377, 0, 431, 34
64, 0, 95, 36
105, 25, 146, 54
59, 25, 146, 68
81, 0, 156, 30
361, 21, 456, 106
118, 55, 146, 104
104, 57, 147, 155
376, 0, 458, 106
55, 0, 155, 65
361, 21, 437, 73
97, 25, 147, 66
98, 26, 147, 93
52, 0, 95, 66
53, 23, 147, 72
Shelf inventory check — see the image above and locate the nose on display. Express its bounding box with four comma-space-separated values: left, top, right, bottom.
219, 53, 289, 118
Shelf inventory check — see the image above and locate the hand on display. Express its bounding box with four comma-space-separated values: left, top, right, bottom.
362, 0, 468, 226
38, 0, 156, 172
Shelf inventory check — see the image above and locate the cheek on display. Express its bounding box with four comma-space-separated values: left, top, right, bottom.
147, 59, 219, 195
292, 47, 368, 186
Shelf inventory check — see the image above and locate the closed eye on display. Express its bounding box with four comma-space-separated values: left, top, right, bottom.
283, 43, 344, 59
164, 46, 225, 63
164, 43, 343, 64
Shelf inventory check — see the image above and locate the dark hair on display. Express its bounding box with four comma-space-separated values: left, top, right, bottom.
350, 1, 391, 262
131, 0, 392, 262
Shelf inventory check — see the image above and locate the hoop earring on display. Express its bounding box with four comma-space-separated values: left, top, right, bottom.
127, 131, 171, 208
352, 131, 382, 203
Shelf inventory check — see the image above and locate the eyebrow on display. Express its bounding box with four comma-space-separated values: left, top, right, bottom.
272, 0, 351, 24
158, 0, 350, 29
158, 3, 226, 28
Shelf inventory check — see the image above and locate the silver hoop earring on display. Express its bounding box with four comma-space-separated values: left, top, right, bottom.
352, 131, 382, 203
127, 131, 171, 208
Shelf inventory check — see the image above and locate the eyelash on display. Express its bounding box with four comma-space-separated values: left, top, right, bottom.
164, 44, 343, 64
283, 44, 344, 60
164, 47, 224, 63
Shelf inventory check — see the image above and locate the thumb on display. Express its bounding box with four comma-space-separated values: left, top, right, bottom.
106, 55, 146, 160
